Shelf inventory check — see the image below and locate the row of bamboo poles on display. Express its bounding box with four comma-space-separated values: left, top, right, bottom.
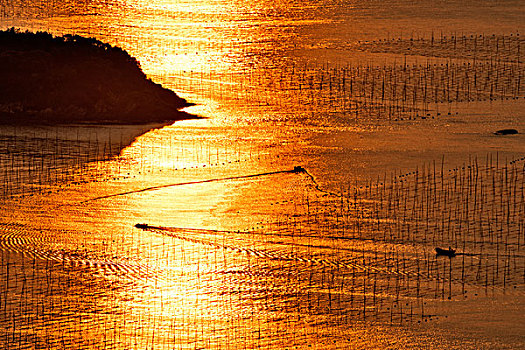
0, 153, 523, 349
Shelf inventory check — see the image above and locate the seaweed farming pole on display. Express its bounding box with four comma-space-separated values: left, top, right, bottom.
81, 166, 308, 203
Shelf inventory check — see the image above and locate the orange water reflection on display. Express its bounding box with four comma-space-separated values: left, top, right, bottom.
2, 0, 525, 349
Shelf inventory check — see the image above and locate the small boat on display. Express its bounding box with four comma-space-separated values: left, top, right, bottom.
435, 247, 456, 257
135, 223, 149, 229
292, 166, 306, 173
494, 128, 518, 135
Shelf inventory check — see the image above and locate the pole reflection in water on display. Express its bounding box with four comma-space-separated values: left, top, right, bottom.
1, 119, 524, 349
1, 0, 525, 349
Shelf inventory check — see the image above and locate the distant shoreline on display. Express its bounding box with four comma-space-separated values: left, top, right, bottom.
0, 28, 198, 125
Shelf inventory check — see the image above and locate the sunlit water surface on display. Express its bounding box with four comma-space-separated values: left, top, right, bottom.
1, 1, 525, 349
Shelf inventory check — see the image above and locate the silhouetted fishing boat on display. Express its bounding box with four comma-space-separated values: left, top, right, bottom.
494, 128, 518, 135
135, 223, 149, 229
435, 247, 456, 257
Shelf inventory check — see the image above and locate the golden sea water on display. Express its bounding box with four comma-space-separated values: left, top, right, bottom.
1, 1, 525, 349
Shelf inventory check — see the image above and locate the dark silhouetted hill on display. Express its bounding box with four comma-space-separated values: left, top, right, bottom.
0, 28, 195, 125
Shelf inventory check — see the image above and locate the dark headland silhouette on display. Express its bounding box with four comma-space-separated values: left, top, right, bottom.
0, 28, 196, 125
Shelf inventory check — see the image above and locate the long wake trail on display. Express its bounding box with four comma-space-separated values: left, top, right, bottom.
80, 167, 310, 203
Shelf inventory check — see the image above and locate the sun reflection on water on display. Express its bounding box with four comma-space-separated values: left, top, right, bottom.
1, 0, 525, 349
